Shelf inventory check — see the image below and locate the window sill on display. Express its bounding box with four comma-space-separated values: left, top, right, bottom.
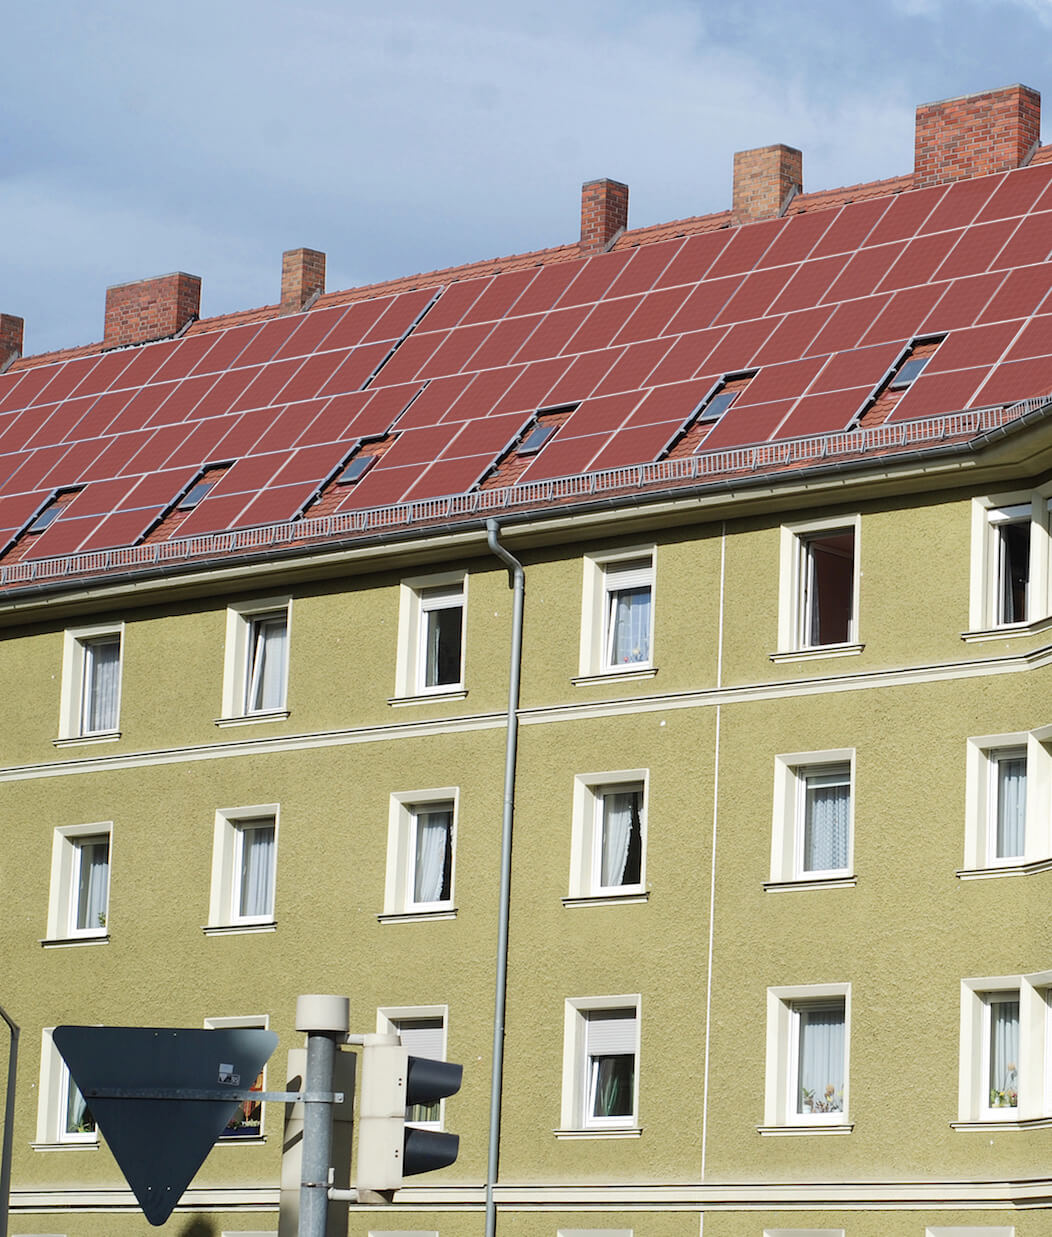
769, 643, 864, 664
957, 856, 1052, 879
572, 667, 658, 687
377, 908, 458, 924
757, 1122, 853, 1136
388, 689, 468, 708
40, 934, 110, 948
764, 875, 856, 893
553, 1126, 642, 1140
53, 731, 121, 749
961, 615, 1052, 643
31, 1140, 99, 1152
562, 892, 650, 908
214, 710, 290, 728
951, 1116, 1049, 1131
202, 921, 277, 936
216, 1133, 267, 1145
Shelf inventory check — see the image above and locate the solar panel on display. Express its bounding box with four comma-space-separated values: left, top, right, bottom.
0, 365, 59, 412
114, 338, 182, 389
560, 391, 644, 437
860, 284, 947, 345
694, 398, 797, 450
731, 356, 826, 407
394, 376, 476, 429
7, 443, 75, 493
334, 462, 423, 510
401, 454, 495, 501
273, 305, 350, 359
713, 266, 796, 325
752, 306, 836, 366
230, 482, 321, 528
318, 341, 395, 395
30, 396, 98, 447
865, 183, 946, 245
468, 316, 543, 371
513, 305, 592, 363
162, 418, 233, 470
588, 420, 683, 470
443, 411, 532, 456
169, 492, 254, 537
924, 321, 1020, 372
516, 431, 610, 482
766, 255, 850, 317
147, 373, 219, 424
291, 393, 370, 446
976, 265, 1052, 325
975, 355, 1052, 405
460, 267, 540, 324
994, 213, 1052, 269
756, 209, 837, 268
644, 330, 726, 387
886, 366, 990, 420
508, 262, 582, 317
918, 173, 1000, 234
938, 219, 1018, 279
0, 371, 30, 415
662, 277, 742, 336
206, 452, 289, 498
604, 239, 684, 298
267, 441, 350, 488
824, 243, 908, 303
919, 273, 1005, 332
489, 358, 571, 415
774, 387, 872, 438
810, 342, 904, 394
32, 359, 95, 405
76, 507, 166, 552
372, 423, 462, 468
367, 330, 449, 388
418, 278, 493, 332
120, 424, 195, 475
544, 349, 624, 406
626, 378, 715, 427
275, 351, 354, 405
556, 249, 635, 307
975, 161, 1052, 222
418, 323, 495, 377
878, 230, 962, 291
652, 230, 734, 290
611, 285, 693, 346
564, 297, 646, 355
706, 216, 782, 278
362, 288, 437, 344
121, 467, 201, 510
187, 368, 258, 421
230, 358, 305, 413
704, 318, 780, 373
67, 348, 138, 396
1004, 313, 1052, 361
235, 317, 305, 369
323, 296, 410, 349
592, 339, 675, 397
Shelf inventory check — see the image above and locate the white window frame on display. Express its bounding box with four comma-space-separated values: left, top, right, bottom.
968, 490, 1052, 634
764, 1231, 845, 1237
962, 731, 1052, 875
769, 750, 855, 888
57, 622, 124, 742
566, 770, 648, 903
35, 1028, 98, 1147
925, 1228, 1015, 1236
206, 805, 279, 933
559, 1231, 634, 1237
957, 972, 1052, 1126
219, 597, 291, 723
393, 571, 467, 702
578, 547, 656, 680
205, 1015, 269, 1141
45, 822, 112, 944
559, 996, 641, 1136
776, 516, 861, 658
763, 983, 851, 1132
377, 1005, 450, 1129
381, 790, 458, 920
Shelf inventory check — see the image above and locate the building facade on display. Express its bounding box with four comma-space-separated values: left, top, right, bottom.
1, 84, 1051, 1237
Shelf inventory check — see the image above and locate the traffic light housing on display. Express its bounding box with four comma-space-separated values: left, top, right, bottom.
356, 1034, 462, 1193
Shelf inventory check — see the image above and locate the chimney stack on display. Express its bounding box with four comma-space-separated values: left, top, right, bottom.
104, 273, 201, 349
281, 248, 326, 314
0, 314, 24, 372
580, 179, 629, 254
732, 144, 803, 225
914, 84, 1041, 188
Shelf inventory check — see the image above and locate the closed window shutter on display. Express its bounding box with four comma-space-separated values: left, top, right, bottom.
585, 1009, 636, 1054
395, 1017, 444, 1060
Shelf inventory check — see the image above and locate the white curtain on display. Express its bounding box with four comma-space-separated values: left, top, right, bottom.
248, 617, 287, 712
796, 1003, 844, 1114
238, 821, 275, 918
600, 791, 639, 887
996, 755, 1027, 859
609, 586, 651, 664
803, 771, 850, 872
76, 837, 109, 931
84, 637, 120, 732
989, 997, 1019, 1107
414, 809, 451, 903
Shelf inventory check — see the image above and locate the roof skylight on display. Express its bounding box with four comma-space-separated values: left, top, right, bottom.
178, 480, 214, 510
517, 424, 557, 455
338, 454, 378, 484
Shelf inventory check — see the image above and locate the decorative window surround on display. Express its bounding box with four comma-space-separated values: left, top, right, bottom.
763, 983, 851, 1132
43, 823, 111, 944
35, 1029, 97, 1148
219, 597, 291, 724
776, 516, 861, 656
968, 490, 1052, 634
961, 730, 1052, 875
579, 547, 656, 678
206, 805, 278, 932
566, 770, 648, 902
377, 1006, 449, 1128
382, 790, 458, 918
57, 622, 123, 743
205, 1015, 269, 1142
392, 571, 467, 703
769, 750, 854, 887
559, 996, 640, 1136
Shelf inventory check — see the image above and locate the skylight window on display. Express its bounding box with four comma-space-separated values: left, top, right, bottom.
889, 356, 931, 390
337, 454, 377, 484
28, 503, 62, 533
517, 424, 556, 456
178, 481, 214, 510
698, 389, 739, 423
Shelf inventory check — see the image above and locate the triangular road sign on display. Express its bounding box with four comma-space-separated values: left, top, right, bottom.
54, 1025, 278, 1226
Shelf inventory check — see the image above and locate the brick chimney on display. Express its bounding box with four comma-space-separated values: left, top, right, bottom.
281, 248, 326, 314
732, 145, 803, 225
580, 179, 629, 254
0, 314, 24, 372
914, 84, 1041, 188
104, 272, 201, 349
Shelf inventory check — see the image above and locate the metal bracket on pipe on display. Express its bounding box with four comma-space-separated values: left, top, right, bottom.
83, 1087, 343, 1103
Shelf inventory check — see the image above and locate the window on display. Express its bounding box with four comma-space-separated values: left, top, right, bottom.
220, 598, 291, 721
393, 572, 467, 700
578, 548, 656, 679
45, 823, 111, 942
957, 973, 1052, 1124
777, 518, 860, 655
205, 1016, 268, 1139
969, 493, 1052, 633
382, 791, 457, 919
35, 1029, 96, 1146
698, 388, 738, 423
763, 984, 851, 1131
178, 479, 214, 509
337, 453, 378, 484
58, 623, 123, 741
518, 423, 556, 454
567, 772, 647, 902
377, 1007, 448, 1127
560, 997, 640, 1134
888, 354, 930, 389
207, 806, 278, 931
769, 751, 854, 887
962, 732, 1052, 874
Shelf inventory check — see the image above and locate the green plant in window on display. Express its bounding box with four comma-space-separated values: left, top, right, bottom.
802, 1083, 843, 1113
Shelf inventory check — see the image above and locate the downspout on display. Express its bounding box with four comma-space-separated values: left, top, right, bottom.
484, 519, 524, 1237
0, 1003, 19, 1237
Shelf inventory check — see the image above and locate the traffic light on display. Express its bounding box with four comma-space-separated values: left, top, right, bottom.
356, 1033, 462, 1193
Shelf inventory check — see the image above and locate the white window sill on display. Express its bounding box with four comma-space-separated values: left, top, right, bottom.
757, 1122, 853, 1136
961, 615, 1052, 643
764, 875, 857, 893
202, 921, 277, 936
214, 710, 290, 728
40, 934, 110, 949
951, 1115, 1047, 1131
31, 1141, 99, 1152
572, 667, 658, 687
388, 689, 468, 707
562, 891, 650, 908
53, 731, 121, 749
215, 1133, 267, 1145
553, 1126, 642, 1139
769, 643, 864, 664
377, 908, 458, 924
957, 856, 1052, 879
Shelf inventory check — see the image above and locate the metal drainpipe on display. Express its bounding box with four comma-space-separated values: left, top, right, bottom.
0, 1003, 19, 1237
483, 519, 524, 1237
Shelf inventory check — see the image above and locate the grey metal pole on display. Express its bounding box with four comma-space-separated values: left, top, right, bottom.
295, 995, 349, 1237
0, 1004, 19, 1237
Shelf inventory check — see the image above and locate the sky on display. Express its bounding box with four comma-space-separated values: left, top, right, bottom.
2, 0, 1052, 357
